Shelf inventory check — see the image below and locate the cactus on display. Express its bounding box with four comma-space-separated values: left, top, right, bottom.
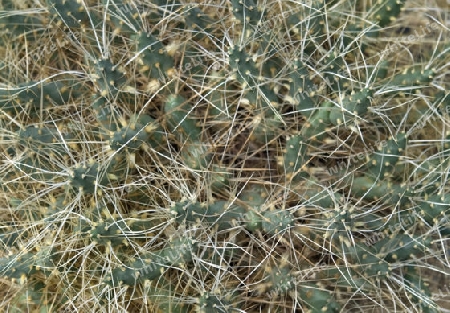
9, 150, 58, 182
0, 12, 44, 41
249, 113, 282, 144
90, 96, 119, 131
47, 0, 93, 28
349, 176, 406, 205
209, 165, 233, 192
133, 31, 175, 79
370, 233, 431, 263
328, 88, 373, 126
342, 0, 407, 53
415, 194, 450, 225
371, 0, 407, 28
264, 264, 341, 312
228, 46, 278, 106
437, 91, 450, 116
283, 59, 318, 112
8, 282, 50, 311
343, 244, 390, 277
323, 52, 348, 92
301, 182, 344, 209
179, 142, 211, 170
109, 114, 160, 151
285, 1, 329, 54
164, 94, 213, 169
93, 59, 127, 98
1, 0, 449, 311
18, 125, 75, 154
265, 264, 295, 295
278, 133, 308, 180
239, 184, 268, 208
89, 217, 133, 247
171, 200, 246, 231
298, 283, 341, 313
0, 80, 77, 114
387, 66, 435, 89
181, 4, 213, 35
108, 260, 144, 286
164, 94, 202, 142
102, 0, 141, 34
206, 71, 235, 123
70, 162, 114, 194
261, 207, 295, 235
196, 293, 235, 313
243, 209, 262, 232
230, 0, 265, 27
304, 1, 328, 38
299, 101, 333, 142
107, 237, 195, 286
403, 267, 438, 313
365, 132, 407, 179
0, 252, 37, 283
238, 185, 268, 231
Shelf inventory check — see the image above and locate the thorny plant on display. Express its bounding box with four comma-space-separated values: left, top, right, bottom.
0, 0, 450, 312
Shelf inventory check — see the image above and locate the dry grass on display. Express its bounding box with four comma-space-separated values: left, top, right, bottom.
0, 0, 449, 312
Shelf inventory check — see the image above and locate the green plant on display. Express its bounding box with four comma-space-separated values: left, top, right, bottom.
0, 0, 449, 311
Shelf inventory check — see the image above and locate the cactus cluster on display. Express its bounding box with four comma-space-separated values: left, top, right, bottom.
0, 0, 449, 312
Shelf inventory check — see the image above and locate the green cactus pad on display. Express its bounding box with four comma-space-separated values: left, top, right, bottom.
328, 88, 373, 126
300, 101, 332, 141
181, 4, 213, 33
372, 0, 407, 28
70, 163, 103, 194
0, 80, 77, 114
164, 94, 202, 142
102, 0, 141, 33
107, 237, 195, 286
371, 233, 431, 262
403, 267, 438, 313
109, 114, 157, 151
0, 252, 37, 282
349, 176, 406, 205
93, 59, 127, 98
414, 194, 450, 224
323, 52, 348, 92
284, 59, 317, 112
265, 264, 295, 295
230, 0, 265, 27
279, 133, 308, 180
172, 200, 246, 231
262, 208, 295, 235
196, 293, 235, 313
388, 66, 434, 89
47, 0, 93, 28
298, 283, 341, 313
239, 184, 268, 208
134, 31, 175, 79
365, 132, 407, 179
